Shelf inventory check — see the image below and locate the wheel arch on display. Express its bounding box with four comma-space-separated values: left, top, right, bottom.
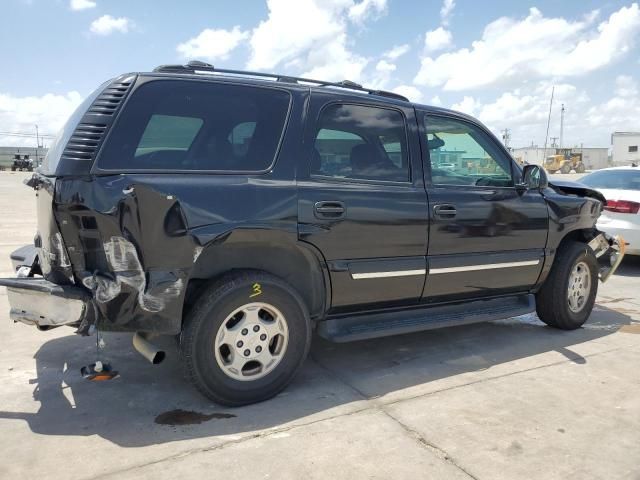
184, 229, 329, 323
534, 227, 599, 292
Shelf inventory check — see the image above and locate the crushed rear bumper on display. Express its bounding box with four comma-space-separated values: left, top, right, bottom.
588, 233, 626, 283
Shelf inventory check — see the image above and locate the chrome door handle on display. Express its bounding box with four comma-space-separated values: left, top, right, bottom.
314, 201, 346, 219
433, 204, 457, 218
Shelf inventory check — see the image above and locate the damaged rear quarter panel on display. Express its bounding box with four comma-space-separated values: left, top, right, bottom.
54, 173, 299, 334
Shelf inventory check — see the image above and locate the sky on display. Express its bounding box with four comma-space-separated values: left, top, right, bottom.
1, 0, 639, 149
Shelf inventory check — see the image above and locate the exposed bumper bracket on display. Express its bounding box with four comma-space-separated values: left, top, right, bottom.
589, 233, 626, 283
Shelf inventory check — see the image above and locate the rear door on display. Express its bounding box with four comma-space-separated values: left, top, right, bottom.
420, 112, 549, 302
298, 93, 428, 311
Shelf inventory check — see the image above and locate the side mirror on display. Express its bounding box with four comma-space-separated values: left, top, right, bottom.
519, 164, 548, 191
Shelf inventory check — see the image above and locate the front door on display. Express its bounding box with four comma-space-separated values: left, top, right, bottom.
420, 112, 549, 302
298, 95, 428, 312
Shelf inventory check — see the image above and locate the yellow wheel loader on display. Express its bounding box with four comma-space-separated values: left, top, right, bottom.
544, 149, 585, 174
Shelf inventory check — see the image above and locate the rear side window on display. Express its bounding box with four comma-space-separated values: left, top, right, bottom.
312, 104, 409, 182
97, 80, 291, 171
136, 115, 203, 157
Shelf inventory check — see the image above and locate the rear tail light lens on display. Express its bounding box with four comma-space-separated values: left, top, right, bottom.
604, 200, 640, 214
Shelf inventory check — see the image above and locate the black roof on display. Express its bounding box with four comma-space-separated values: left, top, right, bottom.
130, 61, 478, 123
151, 60, 409, 102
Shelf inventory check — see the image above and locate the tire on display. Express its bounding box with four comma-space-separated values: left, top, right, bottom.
560, 164, 571, 174
180, 270, 312, 406
536, 241, 598, 330
575, 163, 585, 173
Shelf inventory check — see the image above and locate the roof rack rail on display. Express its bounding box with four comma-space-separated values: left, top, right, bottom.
152, 61, 409, 102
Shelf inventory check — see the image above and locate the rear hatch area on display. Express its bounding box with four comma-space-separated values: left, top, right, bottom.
0, 173, 92, 329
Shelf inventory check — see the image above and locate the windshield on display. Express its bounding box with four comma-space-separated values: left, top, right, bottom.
40, 80, 110, 175
580, 169, 640, 191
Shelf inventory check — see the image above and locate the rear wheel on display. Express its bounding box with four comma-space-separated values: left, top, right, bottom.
536, 241, 598, 330
560, 163, 571, 174
180, 271, 311, 406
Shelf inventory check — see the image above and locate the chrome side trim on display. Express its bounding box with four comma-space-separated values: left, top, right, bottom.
429, 260, 540, 275
351, 269, 426, 280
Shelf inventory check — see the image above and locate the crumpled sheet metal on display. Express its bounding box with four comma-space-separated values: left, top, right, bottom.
83, 236, 183, 313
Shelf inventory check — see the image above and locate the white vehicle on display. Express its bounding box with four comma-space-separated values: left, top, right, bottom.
580, 167, 640, 255
437, 162, 456, 171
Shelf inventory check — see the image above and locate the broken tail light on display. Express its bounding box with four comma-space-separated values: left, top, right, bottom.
604, 200, 640, 214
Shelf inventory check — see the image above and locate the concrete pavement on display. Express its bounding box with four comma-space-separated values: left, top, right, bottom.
1, 171, 639, 480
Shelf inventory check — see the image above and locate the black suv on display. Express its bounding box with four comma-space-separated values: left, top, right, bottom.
0, 62, 625, 406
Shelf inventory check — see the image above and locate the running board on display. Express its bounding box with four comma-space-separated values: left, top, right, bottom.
317, 294, 535, 343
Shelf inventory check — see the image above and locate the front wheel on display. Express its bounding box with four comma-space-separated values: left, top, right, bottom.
180, 271, 311, 406
536, 241, 598, 330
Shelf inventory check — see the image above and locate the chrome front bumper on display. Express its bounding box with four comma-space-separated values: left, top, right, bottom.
588, 233, 626, 283
0, 277, 90, 327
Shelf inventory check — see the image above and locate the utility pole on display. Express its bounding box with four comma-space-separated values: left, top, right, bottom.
543, 86, 555, 164
550, 137, 559, 148
559, 104, 565, 148
501, 128, 511, 150
35, 125, 40, 167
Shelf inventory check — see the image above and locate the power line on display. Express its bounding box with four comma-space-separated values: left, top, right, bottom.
0, 131, 56, 139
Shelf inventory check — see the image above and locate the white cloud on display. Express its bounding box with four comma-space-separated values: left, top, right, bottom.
451, 96, 480, 116
90, 15, 132, 36
70, 0, 96, 11
370, 59, 396, 89
424, 27, 452, 53
302, 33, 368, 82
586, 75, 640, 132
391, 85, 423, 102
415, 4, 640, 90
348, 0, 387, 23
246, 0, 381, 82
375, 60, 396, 72
440, 0, 455, 26
0, 91, 84, 147
177, 27, 248, 61
383, 44, 410, 60
430, 95, 442, 106
444, 77, 637, 148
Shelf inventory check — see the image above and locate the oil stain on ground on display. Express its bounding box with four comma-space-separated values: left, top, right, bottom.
155, 409, 236, 426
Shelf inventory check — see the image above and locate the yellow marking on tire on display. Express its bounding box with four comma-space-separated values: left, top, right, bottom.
250, 283, 262, 298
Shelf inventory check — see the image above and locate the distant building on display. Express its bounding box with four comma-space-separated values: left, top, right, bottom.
611, 132, 640, 166
512, 146, 609, 170
0, 146, 48, 169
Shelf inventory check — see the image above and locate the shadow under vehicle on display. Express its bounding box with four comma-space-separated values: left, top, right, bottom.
0, 303, 634, 448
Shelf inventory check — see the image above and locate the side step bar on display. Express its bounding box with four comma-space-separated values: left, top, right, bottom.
317, 294, 535, 343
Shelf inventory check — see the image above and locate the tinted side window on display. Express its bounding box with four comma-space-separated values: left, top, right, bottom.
136, 115, 203, 157
98, 80, 291, 171
313, 104, 409, 182
425, 115, 513, 187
